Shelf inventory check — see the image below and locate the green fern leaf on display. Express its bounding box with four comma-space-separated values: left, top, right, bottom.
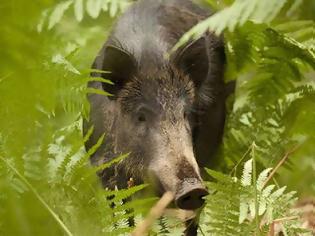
86, 0, 102, 19
206, 168, 234, 183
262, 185, 276, 198
241, 159, 252, 186
74, 0, 84, 22
86, 87, 113, 97
48, 0, 73, 30
256, 168, 272, 191
173, 0, 287, 51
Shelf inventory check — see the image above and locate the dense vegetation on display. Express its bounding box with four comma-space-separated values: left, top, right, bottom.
0, 0, 314, 235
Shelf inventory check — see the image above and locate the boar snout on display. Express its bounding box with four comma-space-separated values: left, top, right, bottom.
148, 162, 208, 210
175, 178, 208, 210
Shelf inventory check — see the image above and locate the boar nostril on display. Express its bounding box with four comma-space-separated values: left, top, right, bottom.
182, 195, 191, 202
176, 187, 209, 210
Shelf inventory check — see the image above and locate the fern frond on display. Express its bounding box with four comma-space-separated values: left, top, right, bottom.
105, 184, 147, 202
85, 152, 129, 177
38, 0, 133, 31
67, 133, 105, 183
52, 54, 81, 75
0, 155, 73, 236
54, 126, 93, 181
173, 0, 287, 50
48, 0, 73, 30
86, 87, 113, 97
223, 52, 315, 169
276, 20, 315, 50
202, 155, 309, 235
206, 168, 234, 184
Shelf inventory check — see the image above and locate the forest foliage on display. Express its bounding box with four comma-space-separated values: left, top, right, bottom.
0, 0, 314, 235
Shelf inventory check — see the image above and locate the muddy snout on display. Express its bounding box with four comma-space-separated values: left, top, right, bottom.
175, 178, 208, 210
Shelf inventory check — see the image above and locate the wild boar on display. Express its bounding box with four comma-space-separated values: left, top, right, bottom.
84, 0, 231, 234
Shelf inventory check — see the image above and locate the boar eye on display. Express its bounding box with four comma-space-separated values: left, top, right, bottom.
137, 113, 146, 122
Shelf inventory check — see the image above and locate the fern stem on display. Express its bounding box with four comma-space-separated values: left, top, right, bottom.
251, 142, 259, 236
0, 156, 73, 236
229, 143, 252, 177
199, 225, 206, 236
262, 144, 300, 189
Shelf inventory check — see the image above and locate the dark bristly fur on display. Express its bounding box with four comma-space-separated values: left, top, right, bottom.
84, 0, 231, 235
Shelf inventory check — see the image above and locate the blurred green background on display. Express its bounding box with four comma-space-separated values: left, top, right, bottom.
0, 0, 314, 235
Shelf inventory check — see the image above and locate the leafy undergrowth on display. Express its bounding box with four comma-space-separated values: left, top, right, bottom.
0, 0, 314, 235
201, 154, 311, 236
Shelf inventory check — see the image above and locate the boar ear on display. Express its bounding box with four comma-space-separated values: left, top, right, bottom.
92, 45, 136, 98
174, 36, 225, 89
